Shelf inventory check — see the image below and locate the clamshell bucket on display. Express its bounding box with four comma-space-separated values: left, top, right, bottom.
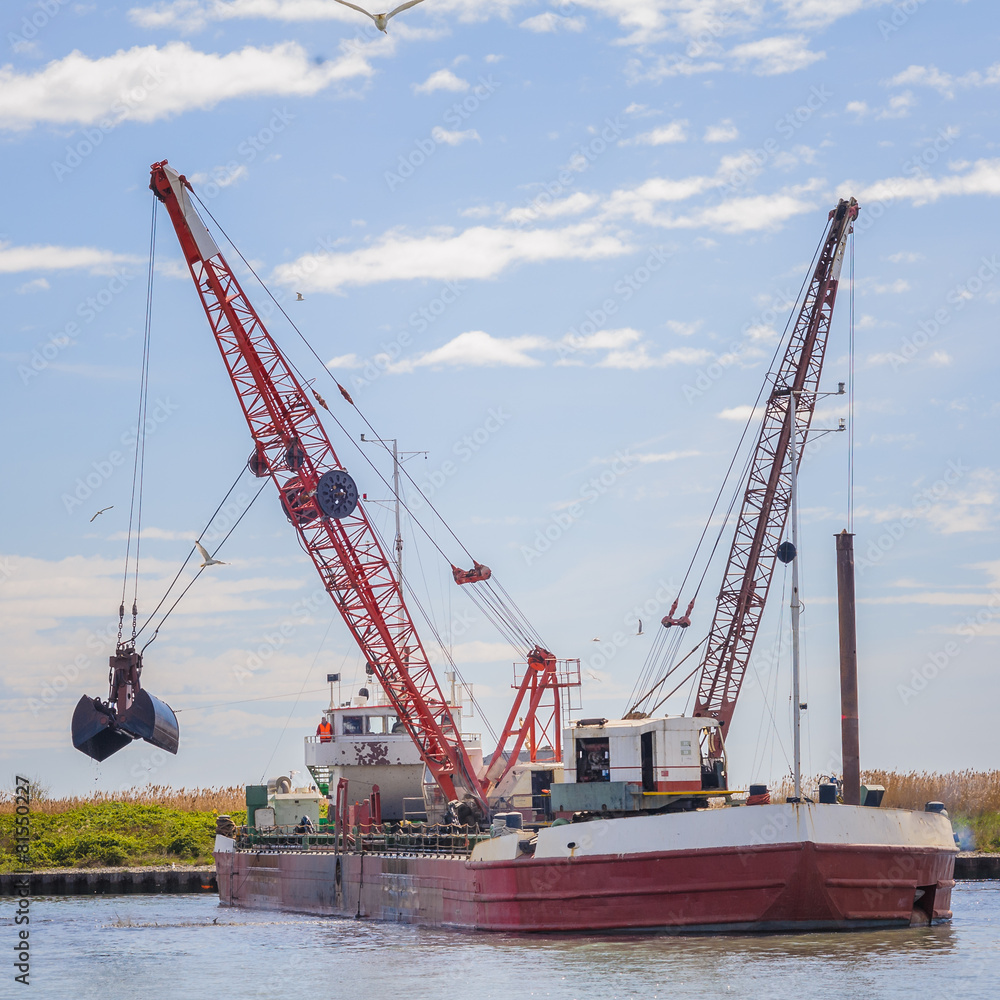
72, 696, 134, 762
71, 647, 180, 762
118, 689, 179, 754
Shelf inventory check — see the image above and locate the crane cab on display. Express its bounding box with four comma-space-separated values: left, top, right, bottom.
548, 716, 727, 816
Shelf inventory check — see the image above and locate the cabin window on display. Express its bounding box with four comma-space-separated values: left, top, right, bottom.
342, 716, 366, 735
576, 738, 610, 783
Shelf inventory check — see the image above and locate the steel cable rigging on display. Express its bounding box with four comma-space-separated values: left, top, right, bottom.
189, 190, 549, 662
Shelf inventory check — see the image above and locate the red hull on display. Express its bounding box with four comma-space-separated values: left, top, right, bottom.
216, 840, 954, 932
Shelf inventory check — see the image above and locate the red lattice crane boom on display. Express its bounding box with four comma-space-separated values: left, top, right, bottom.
693, 198, 858, 745
149, 161, 486, 811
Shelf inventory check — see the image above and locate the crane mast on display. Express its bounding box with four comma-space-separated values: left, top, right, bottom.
692, 198, 858, 747
149, 161, 486, 811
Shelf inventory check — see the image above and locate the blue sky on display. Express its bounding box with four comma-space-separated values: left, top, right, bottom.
2, 0, 998, 796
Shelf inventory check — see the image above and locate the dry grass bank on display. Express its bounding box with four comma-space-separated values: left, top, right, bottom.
0, 785, 245, 816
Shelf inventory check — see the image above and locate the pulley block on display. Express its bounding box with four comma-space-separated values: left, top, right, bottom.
316, 469, 359, 520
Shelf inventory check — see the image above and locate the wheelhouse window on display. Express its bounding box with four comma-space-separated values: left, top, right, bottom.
576, 737, 610, 783
342, 716, 366, 735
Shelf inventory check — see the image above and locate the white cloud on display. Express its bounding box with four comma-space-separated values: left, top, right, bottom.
504, 192, 599, 225
16, 277, 50, 294
400, 330, 548, 369
0, 41, 373, 131
924, 470, 999, 534
189, 163, 248, 187
729, 35, 824, 76
878, 91, 916, 119
845, 158, 1000, 208
778, 0, 888, 30
627, 54, 725, 83
928, 350, 952, 367
664, 320, 700, 336
602, 155, 820, 233
562, 327, 642, 352
519, 12, 585, 32
627, 120, 689, 146
662, 188, 820, 233
597, 344, 711, 370
889, 62, 1000, 99
0, 241, 137, 275
273, 222, 631, 292
704, 119, 739, 143
413, 68, 469, 95
601, 175, 718, 223
384, 326, 713, 374
130, 0, 526, 30
887, 251, 924, 263
745, 323, 779, 343
870, 278, 910, 294
431, 125, 481, 146
718, 404, 765, 421
846, 92, 916, 120
555, 327, 709, 370
327, 353, 363, 369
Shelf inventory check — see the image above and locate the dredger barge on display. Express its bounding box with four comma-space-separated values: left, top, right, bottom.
77, 165, 956, 932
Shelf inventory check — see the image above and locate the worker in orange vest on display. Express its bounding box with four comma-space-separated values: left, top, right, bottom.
316, 717, 333, 742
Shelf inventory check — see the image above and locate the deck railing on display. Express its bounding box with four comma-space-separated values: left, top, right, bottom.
233, 822, 491, 857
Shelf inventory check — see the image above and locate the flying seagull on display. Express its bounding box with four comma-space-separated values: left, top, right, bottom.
591, 637, 601, 642
195, 541, 227, 568
90, 505, 114, 522
636, 619, 643, 636
296, 292, 304, 301
331, 0, 427, 33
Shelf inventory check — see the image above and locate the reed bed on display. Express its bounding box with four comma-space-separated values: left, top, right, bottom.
769, 770, 1000, 817
0, 785, 244, 815
860, 770, 1000, 816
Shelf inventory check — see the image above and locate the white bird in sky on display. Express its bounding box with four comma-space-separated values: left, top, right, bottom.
296, 292, 304, 301
89, 505, 113, 522
590, 637, 601, 643
331, 0, 427, 33
195, 541, 227, 568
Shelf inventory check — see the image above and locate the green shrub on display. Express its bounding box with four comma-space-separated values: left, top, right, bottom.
69, 833, 141, 867
166, 830, 203, 858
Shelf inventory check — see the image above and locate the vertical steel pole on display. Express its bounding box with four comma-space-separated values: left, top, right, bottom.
788, 393, 803, 801
391, 438, 403, 581
836, 529, 861, 805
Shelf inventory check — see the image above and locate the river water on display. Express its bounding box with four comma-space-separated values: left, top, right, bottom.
5, 882, 999, 999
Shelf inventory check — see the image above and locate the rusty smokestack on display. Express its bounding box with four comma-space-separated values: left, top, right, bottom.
836, 529, 861, 806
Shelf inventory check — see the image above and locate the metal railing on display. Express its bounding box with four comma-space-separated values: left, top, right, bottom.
234, 822, 491, 857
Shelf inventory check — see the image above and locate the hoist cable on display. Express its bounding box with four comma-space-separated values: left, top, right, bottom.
367, 517, 499, 745
191, 190, 547, 655
118, 196, 158, 643
625, 223, 829, 715
133, 465, 251, 639
131, 201, 157, 639
138, 479, 268, 652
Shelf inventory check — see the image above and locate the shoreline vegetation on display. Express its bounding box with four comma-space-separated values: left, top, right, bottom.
3, 771, 1000, 871
0, 785, 245, 871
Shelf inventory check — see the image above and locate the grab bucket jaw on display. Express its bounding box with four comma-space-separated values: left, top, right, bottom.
118, 689, 180, 754
71, 697, 134, 762
71, 648, 180, 762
